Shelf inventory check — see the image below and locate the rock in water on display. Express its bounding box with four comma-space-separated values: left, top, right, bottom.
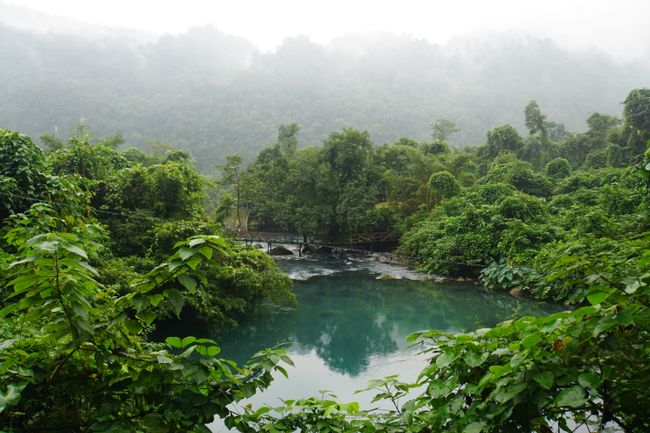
303, 245, 334, 255
269, 246, 293, 256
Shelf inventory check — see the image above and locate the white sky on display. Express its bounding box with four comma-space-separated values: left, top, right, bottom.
5, 0, 650, 58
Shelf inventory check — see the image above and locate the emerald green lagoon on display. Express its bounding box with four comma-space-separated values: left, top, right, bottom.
204, 255, 557, 431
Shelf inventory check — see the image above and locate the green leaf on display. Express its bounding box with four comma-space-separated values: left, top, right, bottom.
186, 256, 201, 270
166, 337, 182, 349
196, 345, 220, 357
189, 238, 206, 247
533, 371, 554, 389
199, 246, 213, 260
342, 402, 359, 414
181, 336, 197, 348
494, 382, 527, 403
522, 332, 542, 349
0, 385, 19, 413
149, 294, 165, 307
578, 373, 601, 390
178, 275, 197, 292
157, 354, 173, 364
164, 289, 184, 316
141, 413, 165, 429
275, 365, 288, 378
124, 319, 142, 335
64, 244, 88, 259
0, 339, 16, 353
251, 406, 272, 420
436, 352, 457, 368
587, 290, 612, 305
464, 422, 486, 433
554, 386, 587, 408
178, 248, 195, 261
137, 311, 156, 325
625, 280, 641, 294
592, 318, 617, 337
426, 379, 451, 398
464, 351, 488, 367
406, 331, 424, 342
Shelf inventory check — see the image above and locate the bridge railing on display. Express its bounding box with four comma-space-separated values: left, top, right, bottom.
235, 231, 398, 246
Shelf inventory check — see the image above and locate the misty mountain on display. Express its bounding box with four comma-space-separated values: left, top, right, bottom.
1, 16, 648, 171
0, 2, 155, 43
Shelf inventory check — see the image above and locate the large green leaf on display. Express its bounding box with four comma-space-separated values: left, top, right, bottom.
554, 386, 587, 408
533, 371, 554, 390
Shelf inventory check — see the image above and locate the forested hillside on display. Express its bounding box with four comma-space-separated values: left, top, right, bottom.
1, 19, 648, 170
2, 4, 650, 430
2, 87, 649, 431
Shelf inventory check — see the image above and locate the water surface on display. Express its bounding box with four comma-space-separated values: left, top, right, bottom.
205, 256, 557, 431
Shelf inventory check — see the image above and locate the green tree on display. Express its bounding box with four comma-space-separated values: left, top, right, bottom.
431, 118, 459, 141
624, 88, 650, 133
0, 206, 292, 432
544, 157, 572, 179
587, 113, 621, 140
622, 88, 650, 158
524, 100, 548, 136
427, 171, 461, 205
39, 133, 66, 153
486, 125, 524, 158
0, 129, 48, 219
277, 123, 299, 154
322, 128, 373, 184
218, 155, 244, 232
421, 139, 450, 155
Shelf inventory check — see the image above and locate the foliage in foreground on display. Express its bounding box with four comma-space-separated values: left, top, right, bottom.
2, 210, 649, 433
237, 234, 650, 433
0, 207, 292, 432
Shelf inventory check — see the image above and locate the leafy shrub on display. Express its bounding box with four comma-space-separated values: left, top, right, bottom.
544, 157, 572, 179
479, 261, 537, 292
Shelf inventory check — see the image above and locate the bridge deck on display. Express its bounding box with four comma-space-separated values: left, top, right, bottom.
236, 231, 398, 246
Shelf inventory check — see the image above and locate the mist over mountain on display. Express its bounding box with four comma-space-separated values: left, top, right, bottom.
1, 8, 648, 171
0, 2, 155, 42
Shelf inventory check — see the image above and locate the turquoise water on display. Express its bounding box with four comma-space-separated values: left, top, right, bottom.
203, 256, 558, 431
217, 270, 551, 372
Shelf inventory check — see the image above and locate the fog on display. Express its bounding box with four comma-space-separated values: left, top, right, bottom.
3, 0, 650, 60
1, 0, 649, 170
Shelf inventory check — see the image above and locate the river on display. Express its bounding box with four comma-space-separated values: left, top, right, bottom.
200, 252, 559, 432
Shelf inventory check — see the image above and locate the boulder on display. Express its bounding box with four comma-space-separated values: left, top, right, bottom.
302, 244, 334, 255
269, 246, 293, 256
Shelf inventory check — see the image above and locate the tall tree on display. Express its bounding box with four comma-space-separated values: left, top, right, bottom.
624, 88, 650, 133
218, 155, 244, 232
524, 100, 548, 137
277, 123, 300, 155
486, 124, 524, 157
622, 88, 650, 157
431, 118, 459, 141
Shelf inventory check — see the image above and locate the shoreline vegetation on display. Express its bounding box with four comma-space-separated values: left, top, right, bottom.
1, 87, 649, 431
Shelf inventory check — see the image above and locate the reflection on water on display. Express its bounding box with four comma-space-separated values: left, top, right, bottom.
215, 268, 556, 376
200, 260, 559, 432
